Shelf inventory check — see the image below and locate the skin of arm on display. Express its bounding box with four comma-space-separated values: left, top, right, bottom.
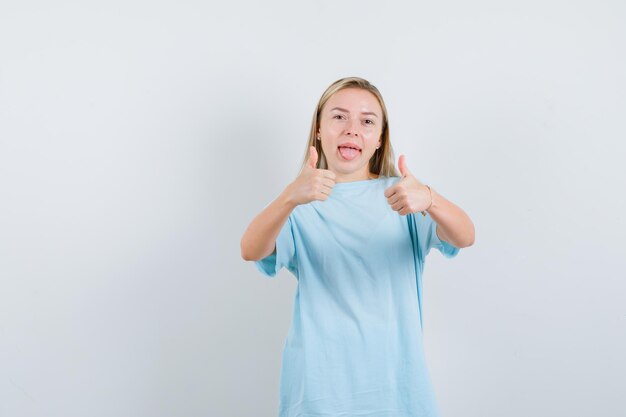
426, 187, 475, 248
240, 187, 297, 262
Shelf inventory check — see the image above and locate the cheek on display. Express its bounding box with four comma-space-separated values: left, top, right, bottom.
362, 128, 381, 141
322, 123, 342, 136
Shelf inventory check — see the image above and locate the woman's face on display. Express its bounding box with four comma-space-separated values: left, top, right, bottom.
318, 88, 383, 181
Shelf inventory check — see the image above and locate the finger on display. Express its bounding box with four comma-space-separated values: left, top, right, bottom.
383, 185, 397, 198
386, 193, 402, 205
308, 146, 318, 169
398, 154, 411, 178
321, 177, 336, 188
391, 200, 405, 211
317, 189, 331, 200
320, 169, 336, 180
398, 206, 411, 216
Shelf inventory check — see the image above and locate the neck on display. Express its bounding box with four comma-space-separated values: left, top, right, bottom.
334, 171, 379, 183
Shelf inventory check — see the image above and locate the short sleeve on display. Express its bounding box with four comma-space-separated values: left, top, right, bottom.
254, 214, 297, 278
409, 212, 460, 260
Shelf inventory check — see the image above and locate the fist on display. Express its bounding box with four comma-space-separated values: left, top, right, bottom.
383, 154, 432, 216
287, 146, 336, 206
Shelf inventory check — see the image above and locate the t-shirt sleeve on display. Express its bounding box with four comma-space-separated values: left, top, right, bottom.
254, 214, 297, 278
410, 212, 460, 259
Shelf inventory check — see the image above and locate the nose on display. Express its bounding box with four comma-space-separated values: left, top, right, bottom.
345, 119, 359, 137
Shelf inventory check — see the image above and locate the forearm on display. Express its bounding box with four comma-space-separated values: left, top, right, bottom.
240, 186, 297, 261
426, 187, 475, 248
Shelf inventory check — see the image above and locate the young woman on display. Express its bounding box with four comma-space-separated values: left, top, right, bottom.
241, 77, 475, 417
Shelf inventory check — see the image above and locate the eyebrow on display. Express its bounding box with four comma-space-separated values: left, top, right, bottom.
329, 107, 379, 118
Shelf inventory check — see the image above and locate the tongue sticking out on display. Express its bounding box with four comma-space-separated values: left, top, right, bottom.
339, 146, 360, 161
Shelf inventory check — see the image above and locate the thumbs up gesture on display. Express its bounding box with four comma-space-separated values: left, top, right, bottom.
383, 154, 432, 216
286, 146, 336, 206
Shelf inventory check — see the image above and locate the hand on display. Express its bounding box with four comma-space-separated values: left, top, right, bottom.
286, 146, 336, 206
383, 154, 432, 216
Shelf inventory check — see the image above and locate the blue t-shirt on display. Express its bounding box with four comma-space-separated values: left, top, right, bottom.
255, 175, 460, 417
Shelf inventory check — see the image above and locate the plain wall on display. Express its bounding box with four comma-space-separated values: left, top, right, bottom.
1, 1, 625, 416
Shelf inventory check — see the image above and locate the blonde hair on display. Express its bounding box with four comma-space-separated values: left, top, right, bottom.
301, 77, 400, 177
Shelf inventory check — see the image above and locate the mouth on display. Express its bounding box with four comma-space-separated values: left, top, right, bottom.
337, 145, 361, 161
337, 145, 362, 151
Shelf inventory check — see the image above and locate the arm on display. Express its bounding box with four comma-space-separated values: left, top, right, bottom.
241, 146, 336, 261
427, 187, 475, 248
240, 187, 297, 261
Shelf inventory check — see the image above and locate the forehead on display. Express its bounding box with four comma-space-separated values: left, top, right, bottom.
324, 88, 382, 114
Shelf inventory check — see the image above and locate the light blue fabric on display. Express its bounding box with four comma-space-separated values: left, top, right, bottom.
255, 175, 460, 417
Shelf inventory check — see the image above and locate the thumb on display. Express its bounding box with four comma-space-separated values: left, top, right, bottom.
398, 154, 411, 178
308, 146, 318, 169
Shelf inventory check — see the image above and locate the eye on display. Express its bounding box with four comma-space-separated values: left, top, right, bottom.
333, 114, 346, 120
364, 119, 374, 125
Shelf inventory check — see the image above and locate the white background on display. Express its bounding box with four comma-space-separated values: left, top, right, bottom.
1, 1, 625, 416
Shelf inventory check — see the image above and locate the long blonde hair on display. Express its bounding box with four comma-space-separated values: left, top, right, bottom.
301, 77, 400, 177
